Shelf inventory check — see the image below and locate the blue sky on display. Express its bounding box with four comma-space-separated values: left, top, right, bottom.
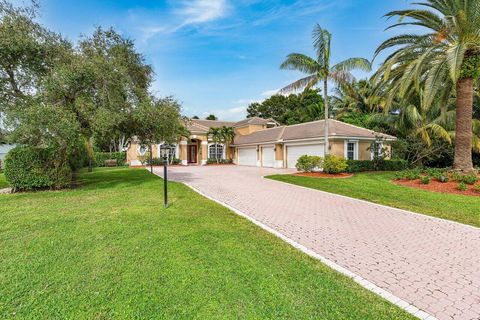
32, 0, 410, 120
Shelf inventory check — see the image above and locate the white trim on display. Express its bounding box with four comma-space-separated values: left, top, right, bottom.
274, 160, 284, 168
344, 140, 359, 160
177, 179, 436, 320
181, 159, 187, 166
201, 141, 208, 145
371, 142, 384, 161
208, 143, 225, 160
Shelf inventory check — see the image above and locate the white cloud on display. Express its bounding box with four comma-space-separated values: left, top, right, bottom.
176, 0, 229, 27
261, 88, 280, 97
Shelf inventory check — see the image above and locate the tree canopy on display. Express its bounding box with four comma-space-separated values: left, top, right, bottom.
247, 89, 323, 125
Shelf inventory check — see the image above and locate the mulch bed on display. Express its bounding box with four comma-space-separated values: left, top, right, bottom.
394, 179, 480, 197
293, 172, 353, 179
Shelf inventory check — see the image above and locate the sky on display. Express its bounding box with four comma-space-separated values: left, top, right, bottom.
27, 0, 411, 120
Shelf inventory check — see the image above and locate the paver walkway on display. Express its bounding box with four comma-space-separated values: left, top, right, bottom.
154, 165, 480, 320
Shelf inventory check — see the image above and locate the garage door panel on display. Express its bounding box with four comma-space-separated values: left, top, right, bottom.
238, 148, 257, 166
287, 144, 324, 169
261, 147, 274, 168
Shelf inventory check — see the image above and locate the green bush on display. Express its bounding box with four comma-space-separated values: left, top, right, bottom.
4, 146, 72, 191
460, 174, 478, 185
323, 155, 348, 174
295, 155, 323, 172
420, 176, 430, 184
473, 184, 480, 193
347, 159, 407, 173
207, 158, 233, 164
458, 182, 467, 191
94, 152, 126, 167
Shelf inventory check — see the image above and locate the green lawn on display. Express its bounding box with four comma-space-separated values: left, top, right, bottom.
0, 168, 413, 319
0, 173, 8, 188
268, 172, 480, 228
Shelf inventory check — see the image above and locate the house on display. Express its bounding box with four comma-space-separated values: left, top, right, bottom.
126, 117, 395, 168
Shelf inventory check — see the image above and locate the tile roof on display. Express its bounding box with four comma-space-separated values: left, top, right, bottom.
234, 126, 286, 145
186, 117, 277, 134
233, 117, 277, 127
233, 119, 396, 145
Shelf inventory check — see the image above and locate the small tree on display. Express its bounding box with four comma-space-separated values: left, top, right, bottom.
205, 114, 217, 120
368, 136, 390, 171
134, 97, 184, 172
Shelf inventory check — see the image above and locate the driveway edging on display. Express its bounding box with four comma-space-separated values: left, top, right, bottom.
182, 181, 437, 320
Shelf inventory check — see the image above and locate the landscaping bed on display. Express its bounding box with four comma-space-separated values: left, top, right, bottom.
394, 178, 480, 197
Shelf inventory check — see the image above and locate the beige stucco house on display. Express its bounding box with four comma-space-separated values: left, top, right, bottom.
127, 117, 395, 168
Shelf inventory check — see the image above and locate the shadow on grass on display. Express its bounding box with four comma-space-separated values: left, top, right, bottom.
75, 167, 161, 191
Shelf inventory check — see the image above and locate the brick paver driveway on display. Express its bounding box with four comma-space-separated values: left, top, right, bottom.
154, 165, 480, 320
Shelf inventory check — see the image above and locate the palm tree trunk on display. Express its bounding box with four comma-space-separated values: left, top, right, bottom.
453, 77, 474, 172
323, 78, 329, 156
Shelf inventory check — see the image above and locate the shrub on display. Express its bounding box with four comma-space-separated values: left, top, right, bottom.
323, 155, 348, 174
4, 146, 72, 191
296, 155, 323, 172
420, 176, 430, 184
346, 159, 407, 173
94, 152, 126, 167
460, 174, 478, 185
207, 158, 233, 165
458, 182, 467, 191
473, 184, 480, 193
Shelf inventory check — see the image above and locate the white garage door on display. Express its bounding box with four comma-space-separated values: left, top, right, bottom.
286, 144, 324, 169
261, 146, 274, 168
238, 147, 257, 166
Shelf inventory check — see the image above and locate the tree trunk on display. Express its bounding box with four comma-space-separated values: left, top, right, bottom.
453, 77, 474, 172
323, 78, 329, 157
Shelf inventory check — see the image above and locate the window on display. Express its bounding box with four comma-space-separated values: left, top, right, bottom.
159, 143, 176, 161
371, 142, 384, 159
138, 145, 147, 156
347, 142, 356, 160
209, 144, 224, 160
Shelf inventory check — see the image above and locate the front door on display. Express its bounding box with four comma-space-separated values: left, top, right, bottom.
187, 145, 197, 164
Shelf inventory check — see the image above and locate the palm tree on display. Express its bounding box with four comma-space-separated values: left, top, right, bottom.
221, 126, 235, 161
280, 24, 371, 155
207, 127, 223, 163
375, 0, 480, 172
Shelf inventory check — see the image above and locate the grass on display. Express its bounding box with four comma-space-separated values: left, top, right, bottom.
268, 172, 480, 228
0, 172, 8, 188
0, 168, 413, 319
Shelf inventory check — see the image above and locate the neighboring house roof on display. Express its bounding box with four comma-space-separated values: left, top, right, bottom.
233, 117, 278, 127
233, 119, 396, 146
186, 119, 237, 134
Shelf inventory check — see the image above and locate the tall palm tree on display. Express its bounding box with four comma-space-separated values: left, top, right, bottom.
280, 24, 371, 155
375, 0, 480, 172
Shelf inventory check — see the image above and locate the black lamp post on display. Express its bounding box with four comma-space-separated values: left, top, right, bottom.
160, 148, 169, 209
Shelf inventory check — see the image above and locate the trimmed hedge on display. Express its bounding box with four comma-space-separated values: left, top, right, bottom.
145, 157, 181, 166
347, 159, 408, 173
4, 146, 72, 191
94, 152, 126, 167
323, 155, 348, 174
